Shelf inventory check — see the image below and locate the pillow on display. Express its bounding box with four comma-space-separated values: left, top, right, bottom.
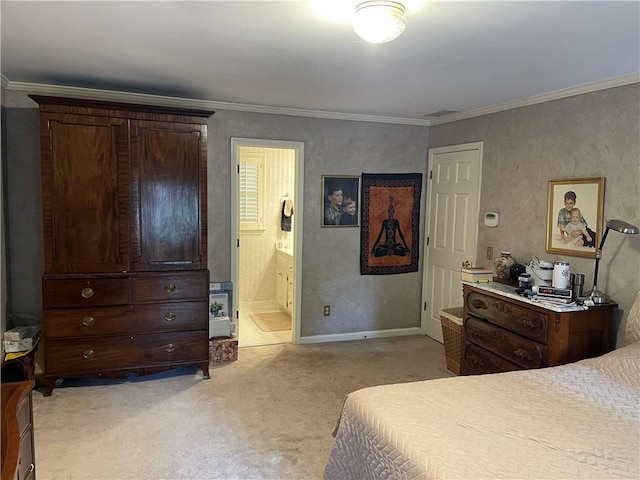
624, 290, 640, 345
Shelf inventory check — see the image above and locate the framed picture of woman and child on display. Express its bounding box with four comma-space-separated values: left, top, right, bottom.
546, 177, 605, 258
322, 175, 360, 227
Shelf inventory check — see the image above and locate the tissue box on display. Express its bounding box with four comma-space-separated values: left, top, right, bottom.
209, 336, 238, 364
3, 326, 39, 342
4, 334, 39, 353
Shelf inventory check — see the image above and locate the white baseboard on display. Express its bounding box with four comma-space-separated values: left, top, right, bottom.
299, 327, 423, 345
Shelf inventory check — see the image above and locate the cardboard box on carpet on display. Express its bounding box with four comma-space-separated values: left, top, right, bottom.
209, 336, 238, 364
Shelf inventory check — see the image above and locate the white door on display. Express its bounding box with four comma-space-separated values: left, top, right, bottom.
421, 142, 483, 341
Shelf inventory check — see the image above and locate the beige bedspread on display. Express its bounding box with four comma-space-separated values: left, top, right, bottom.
325, 342, 640, 479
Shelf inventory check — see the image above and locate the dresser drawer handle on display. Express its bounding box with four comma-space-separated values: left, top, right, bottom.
164, 343, 176, 353
164, 284, 176, 293
83, 349, 95, 359
81, 287, 95, 299
82, 316, 96, 327
164, 312, 177, 321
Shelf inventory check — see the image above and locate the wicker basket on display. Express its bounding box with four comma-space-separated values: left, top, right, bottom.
440, 307, 464, 375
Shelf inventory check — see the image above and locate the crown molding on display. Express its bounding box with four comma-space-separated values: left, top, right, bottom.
3, 80, 430, 126
3, 73, 638, 126
429, 73, 640, 126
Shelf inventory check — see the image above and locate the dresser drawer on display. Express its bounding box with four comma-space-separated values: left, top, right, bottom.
43, 278, 130, 307
46, 306, 133, 338
18, 428, 35, 480
16, 393, 32, 438
463, 343, 522, 375
45, 301, 207, 338
466, 290, 548, 342
46, 331, 208, 375
132, 273, 208, 302
465, 316, 546, 369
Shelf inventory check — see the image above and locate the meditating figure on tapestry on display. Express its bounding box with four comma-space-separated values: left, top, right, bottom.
371, 196, 410, 257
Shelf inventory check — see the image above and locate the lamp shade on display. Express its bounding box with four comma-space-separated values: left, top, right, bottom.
354, 1, 407, 44
605, 219, 640, 235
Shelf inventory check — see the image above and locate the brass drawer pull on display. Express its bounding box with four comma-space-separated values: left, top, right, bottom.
164, 312, 177, 321
81, 287, 95, 299
82, 316, 96, 327
164, 343, 176, 353
164, 284, 176, 293
83, 349, 95, 359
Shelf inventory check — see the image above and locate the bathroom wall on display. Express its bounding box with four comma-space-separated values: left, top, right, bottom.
430, 83, 640, 345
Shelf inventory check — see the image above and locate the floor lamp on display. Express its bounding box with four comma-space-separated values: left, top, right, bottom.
587, 219, 639, 304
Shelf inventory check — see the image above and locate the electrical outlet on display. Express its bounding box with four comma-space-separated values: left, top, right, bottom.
323, 305, 330, 316
487, 246, 493, 260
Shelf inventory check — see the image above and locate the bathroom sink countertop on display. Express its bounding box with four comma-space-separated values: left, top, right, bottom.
276, 245, 293, 257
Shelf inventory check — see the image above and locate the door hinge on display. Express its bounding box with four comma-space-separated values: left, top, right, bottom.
237, 164, 240, 174
237, 238, 239, 248
424, 302, 427, 311
426, 236, 429, 246
429, 170, 432, 179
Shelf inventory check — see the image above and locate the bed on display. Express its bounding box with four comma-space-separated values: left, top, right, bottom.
325, 293, 640, 480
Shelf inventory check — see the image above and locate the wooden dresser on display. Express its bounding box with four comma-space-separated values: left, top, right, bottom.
31, 96, 213, 396
462, 282, 615, 375
1, 381, 36, 480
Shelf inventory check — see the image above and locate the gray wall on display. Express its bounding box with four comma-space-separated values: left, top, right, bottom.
3, 84, 639, 345
207, 111, 429, 337
1, 92, 430, 338
431, 83, 640, 345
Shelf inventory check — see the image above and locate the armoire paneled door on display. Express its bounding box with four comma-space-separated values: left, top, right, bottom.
31, 96, 213, 396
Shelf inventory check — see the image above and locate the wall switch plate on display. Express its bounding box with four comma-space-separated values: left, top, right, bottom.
487, 246, 493, 260
323, 305, 330, 316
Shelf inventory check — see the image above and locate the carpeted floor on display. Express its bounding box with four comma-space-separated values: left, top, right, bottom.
32, 335, 452, 480
250, 311, 292, 332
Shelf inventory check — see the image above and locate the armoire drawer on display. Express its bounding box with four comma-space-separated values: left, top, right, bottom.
132, 273, 208, 303
45, 301, 207, 338
463, 343, 522, 375
466, 290, 548, 342
46, 331, 209, 375
43, 277, 130, 307
465, 316, 546, 369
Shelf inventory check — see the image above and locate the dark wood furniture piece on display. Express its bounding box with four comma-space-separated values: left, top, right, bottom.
1, 381, 36, 480
31, 96, 213, 396
462, 283, 615, 375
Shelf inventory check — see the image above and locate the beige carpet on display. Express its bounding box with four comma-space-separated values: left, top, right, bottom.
31, 335, 452, 479
250, 311, 291, 332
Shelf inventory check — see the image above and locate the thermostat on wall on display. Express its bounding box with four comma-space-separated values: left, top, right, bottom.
484, 212, 499, 227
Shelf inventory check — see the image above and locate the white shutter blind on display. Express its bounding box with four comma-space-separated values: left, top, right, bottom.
239, 153, 265, 231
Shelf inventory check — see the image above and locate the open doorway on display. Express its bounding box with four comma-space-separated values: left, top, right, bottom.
230, 138, 304, 347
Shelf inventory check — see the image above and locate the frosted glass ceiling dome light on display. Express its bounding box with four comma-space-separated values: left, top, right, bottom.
354, 1, 407, 44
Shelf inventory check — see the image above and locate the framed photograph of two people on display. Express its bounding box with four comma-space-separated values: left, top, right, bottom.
322, 175, 360, 227
546, 177, 605, 258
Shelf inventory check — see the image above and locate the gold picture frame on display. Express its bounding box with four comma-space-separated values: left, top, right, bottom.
546, 177, 605, 258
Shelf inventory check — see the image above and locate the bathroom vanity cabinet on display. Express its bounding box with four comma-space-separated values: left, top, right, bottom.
276, 248, 294, 314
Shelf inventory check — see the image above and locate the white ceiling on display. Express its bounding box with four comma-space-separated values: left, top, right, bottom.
1, 1, 639, 124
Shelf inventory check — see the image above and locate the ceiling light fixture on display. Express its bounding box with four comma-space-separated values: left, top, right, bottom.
353, 1, 407, 44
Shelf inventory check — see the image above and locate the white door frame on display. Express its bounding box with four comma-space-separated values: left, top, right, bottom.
421, 142, 483, 339
230, 138, 304, 345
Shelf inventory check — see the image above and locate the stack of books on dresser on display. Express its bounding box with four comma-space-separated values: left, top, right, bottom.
460, 267, 494, 283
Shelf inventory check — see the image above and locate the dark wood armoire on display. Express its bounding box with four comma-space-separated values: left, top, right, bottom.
31, 96, 213, 396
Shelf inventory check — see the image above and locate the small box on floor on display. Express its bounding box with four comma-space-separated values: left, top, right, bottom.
209, 336, 238, 364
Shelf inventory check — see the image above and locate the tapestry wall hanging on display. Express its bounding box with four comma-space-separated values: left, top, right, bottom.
360, 173, 422, 275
